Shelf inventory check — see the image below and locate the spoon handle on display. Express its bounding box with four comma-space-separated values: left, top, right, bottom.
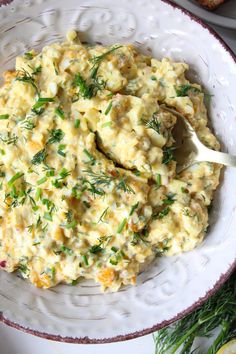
197, 146, 236, 167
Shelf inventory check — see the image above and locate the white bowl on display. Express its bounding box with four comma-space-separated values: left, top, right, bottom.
0, 0, 235, 343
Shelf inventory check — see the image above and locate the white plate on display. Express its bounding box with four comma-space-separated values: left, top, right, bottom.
0, 0, 236, 343
174, 0, 236, 29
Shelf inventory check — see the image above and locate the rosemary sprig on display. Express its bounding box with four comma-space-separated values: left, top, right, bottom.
154, 272, 236, 354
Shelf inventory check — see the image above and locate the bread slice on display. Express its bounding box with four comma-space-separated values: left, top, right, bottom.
197, 0, 226, 9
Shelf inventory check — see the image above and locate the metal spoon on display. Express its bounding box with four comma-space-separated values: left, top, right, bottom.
160, 105, 236, 173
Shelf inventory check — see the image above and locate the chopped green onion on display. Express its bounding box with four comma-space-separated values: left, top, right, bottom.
110, 258, 118, 265
117, 218, 127, 233
60, 245, 73, 255
111, 246, 118, 253
101, 121, 112, 128
63, 220, 77, 229
55, 107, 65, 119
71, 278, 80, 286
57, 150, 66, 157
151, 75, 157, 81
74, 119, 80, 128
44, 212, 53, 221
156, 174, 161, 187
0, 114, 9, 120
24, 52, 33, 60
82, 254, 89, 266
35, 188, 42, 200
104, 101, 112, 115
37, 176, 47, 185
129, 202, 139, 216
8, 172, 24, 186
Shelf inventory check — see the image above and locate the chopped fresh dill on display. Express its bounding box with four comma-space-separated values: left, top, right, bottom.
31, 148, 47, 165
129, 202, 139, 216
143, 112, 161, 134
154, 206, 170, 219
16, 69, 39, 96
162, 146, 175, 165
175, 84, 201, 97
83, 149, 96, 165
47, 129, 64, 144
97, 207, 109, 223
89, 45, 122, 67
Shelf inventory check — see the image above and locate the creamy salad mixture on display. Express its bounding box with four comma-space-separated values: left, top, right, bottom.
0, 31, 221, 290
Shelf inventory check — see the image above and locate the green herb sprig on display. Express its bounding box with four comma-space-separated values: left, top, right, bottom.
154, 272, 236, 354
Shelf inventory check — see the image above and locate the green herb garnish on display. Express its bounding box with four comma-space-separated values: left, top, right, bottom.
162, 146, 175, 165
155, 206, 170, 219
163, 193, 176, 205
82, 254, 89, 266
117, 218, 127, 234
104, 101, 113, 115
60, 245, 73, 256
32, 97, 55, 115
8, 172, 24, 186
55, 107, 65, 119
31, 148, 47, 165
89, 45, 122, 67
83, 149, 96, 165
47, 129, 64, 144
175, 84, 201, 97
24, 52, 34, 60
154, 272, 236, 354
129, 202, 139, 216
156, 174, 161, 188
0, 114, 9, 120
74, 119, 80, 128
16, 70, 39, 96
37, 176, 47, 185
144, 112, 161, 134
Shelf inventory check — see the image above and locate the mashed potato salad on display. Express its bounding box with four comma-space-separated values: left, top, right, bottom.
0, 31, 221, 290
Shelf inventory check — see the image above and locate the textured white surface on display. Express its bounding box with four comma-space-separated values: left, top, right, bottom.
0, 0, 236, 343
